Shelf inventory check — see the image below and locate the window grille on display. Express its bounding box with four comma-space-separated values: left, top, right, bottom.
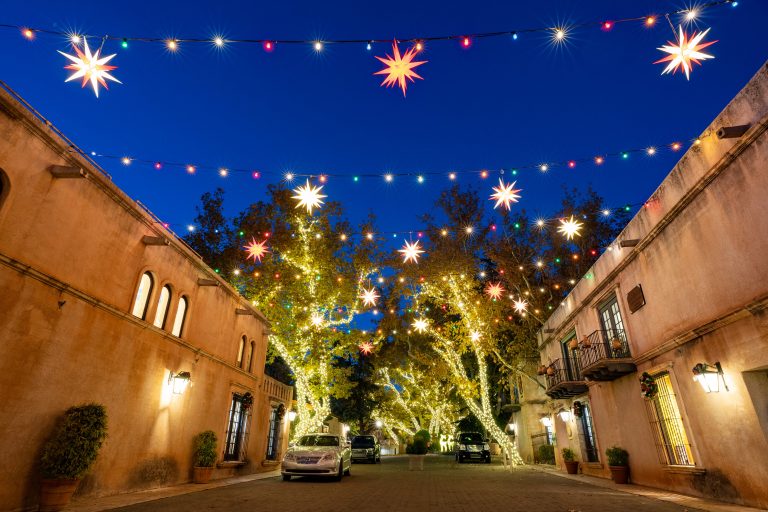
224, 393, 251, 461
599, 295, 626, 340
644, 372, 695, 466
580, 404, 599, 462
266, 406, 282, 460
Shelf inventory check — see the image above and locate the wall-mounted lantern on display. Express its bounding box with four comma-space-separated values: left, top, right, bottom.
692, 362, 728, 393
287, 411, 297, 422
375, 419, 383, 428
558, 410, 572, 422
540, 416, 553, 428
169, 371, 191, 395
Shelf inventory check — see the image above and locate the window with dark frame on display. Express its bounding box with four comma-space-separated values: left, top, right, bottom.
170, 296, 188, 337
236, 336, 246, 368
266, 406, 282, 460
580, 403, 599, 462
644, 372, 695, 466
224, 393, 251, 462
131, 272, 154, 320
560, 331, 581, 381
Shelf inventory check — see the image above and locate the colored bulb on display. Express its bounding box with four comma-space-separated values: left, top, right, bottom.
263, 41, 274, 52
22, 28, 34, 40
121, 38, 129, 48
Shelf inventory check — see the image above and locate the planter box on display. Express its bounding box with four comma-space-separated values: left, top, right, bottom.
609, 465, 629, 484
564, 460, 579, 474
193, 466, 214, 484
39, 478, 80, 512
408, 454, 425, 471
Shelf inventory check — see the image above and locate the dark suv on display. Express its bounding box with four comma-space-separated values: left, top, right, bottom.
350, 435, 381, 463
455, 432, 491, 463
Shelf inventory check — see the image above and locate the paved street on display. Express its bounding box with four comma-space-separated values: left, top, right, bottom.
113, 456, 696, 512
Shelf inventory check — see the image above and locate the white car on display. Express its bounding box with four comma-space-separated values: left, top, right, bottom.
281, 433, 352, 481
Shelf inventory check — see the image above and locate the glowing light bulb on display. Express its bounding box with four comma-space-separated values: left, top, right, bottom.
568, 160, 576, 168
252, 171, 260, 179
415, 41, 423, 52
263, 41, 274, 52
645, 147, 656, 156
602, 21, 613, 31
340, 233, 347, 241
440, 229, 448, 236
70, 34, 81, 44
319, 175, 327, 183
553, 28, 566, 42
595, 156, 604, 165
512, 32, 518, 40
154, 162, 162, 170
166, 39, 179, 51
314, 41, 323, 51
646, 16, 657, 26
540, 164, 549, 172
121, 39, 129, 48
671, 142, 682, 151
366, 233, 374, 240
213, 36, 225, 47
462, 36, 471, 48
417, 175, 424, 184
536, 219, 545, 228
285, 172, 295, 181
602, 209, 611, 216
22, 28, 35, 40
686, 9, 699, 21
187, 225, 195, 232
121, 157, 131, 165
384, 173, 394, 183
480, 170, 489, 179
366, 42, 372, 51
448, 172, 456, 180
219, 168, 228, 177
465, 226, 473, 234
186, 165, 196, 174
536, 261, 544, 268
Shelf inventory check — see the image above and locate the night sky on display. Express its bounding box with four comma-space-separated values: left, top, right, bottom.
2, 0, 765, 243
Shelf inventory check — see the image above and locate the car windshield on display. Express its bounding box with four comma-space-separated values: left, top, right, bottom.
351, 436, 375, 448
459, 433, 484, 444
297, 435, 339, 447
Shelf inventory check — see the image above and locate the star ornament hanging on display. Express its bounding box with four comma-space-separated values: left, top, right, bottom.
399, 240, 425, 264
243, 237, 270, 263
513, 298, 528, 314
360, 287, 380, 307
58, 38, 121, 97
655, 26, 717, 80
558, 215, 584, 240
292, 179, 327, 214
485, 282, 505, 301
359, 340, 375, 355
412, 318, 429, 333
374, 40, 427, 97
490, 179, 522, 210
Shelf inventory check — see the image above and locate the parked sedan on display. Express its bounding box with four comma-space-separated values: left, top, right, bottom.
350, 435, 381, 463
281, 433, 352, 481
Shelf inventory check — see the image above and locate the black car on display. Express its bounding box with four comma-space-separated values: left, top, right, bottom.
455, 432, 491, 463
350, 435, 381, 463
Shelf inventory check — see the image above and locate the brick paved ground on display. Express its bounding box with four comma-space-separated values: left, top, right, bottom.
112, 455, 699, 512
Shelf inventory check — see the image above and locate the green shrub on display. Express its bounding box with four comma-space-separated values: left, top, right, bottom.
537, 444, 555, 464
605, 446, 629, 466
406, 430, 430, 455
40, 404, 108, 479
193, 431, 218, 467
562, 448, 576, 462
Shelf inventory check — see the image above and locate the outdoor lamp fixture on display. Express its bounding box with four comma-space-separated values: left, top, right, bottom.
375, 420, 383, 428
540, 416, 553, 428
558, 410, 572, 422
692, 362, 728, 393
287, 411, 297, 422
169, 371, 191, 395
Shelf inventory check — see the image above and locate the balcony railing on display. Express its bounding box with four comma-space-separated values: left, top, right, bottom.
545, 358, 588, 399
578, 329, 636, 381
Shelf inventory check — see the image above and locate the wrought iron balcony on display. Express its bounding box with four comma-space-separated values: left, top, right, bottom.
578, 329, 636, 381
545, 358, 588, 399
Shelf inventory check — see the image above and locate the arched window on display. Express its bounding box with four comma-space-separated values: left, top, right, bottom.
171, 296, 188, 337
0, 169, 8, 211
237, 336, 246, 368
131, 272, 154, 319
246, 341, 255, 373
153, 285, 172, 328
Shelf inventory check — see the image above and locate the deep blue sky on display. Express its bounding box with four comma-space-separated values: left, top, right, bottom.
2, 0, 765, 240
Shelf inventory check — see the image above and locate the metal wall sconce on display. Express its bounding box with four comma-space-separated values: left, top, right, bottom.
692, 362, 728, 393
286, 411, 297, 422
540, 416, 553, 428
558, 410, 572, 422
169, 371, 191, 395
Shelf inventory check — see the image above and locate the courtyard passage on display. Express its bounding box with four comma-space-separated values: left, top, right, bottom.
112, 455, 701, 512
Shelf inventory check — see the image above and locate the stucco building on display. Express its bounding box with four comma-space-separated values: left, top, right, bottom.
0, 84, 293, 511
535, 63, 768, 508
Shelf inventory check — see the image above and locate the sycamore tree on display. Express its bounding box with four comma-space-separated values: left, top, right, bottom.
187, 184, 383, 438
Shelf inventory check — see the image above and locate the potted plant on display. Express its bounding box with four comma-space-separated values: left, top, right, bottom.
39, 404, 108, 512
192, 431, 218, 483
562, 448, 579, 474
407, 430, 430, 470
605, 446, 629, 484
581, 336, 592, 348
568, 337, 578, 350
537, 444, 555, 464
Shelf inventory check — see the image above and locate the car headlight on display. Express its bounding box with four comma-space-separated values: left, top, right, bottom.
283, 452, 296, 461
483, 443, 490, 451
319, 452, 337, 462
366, 448, 373, 453
459, 444, 467, 451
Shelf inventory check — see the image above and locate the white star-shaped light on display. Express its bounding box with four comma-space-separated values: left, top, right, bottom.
399, 240, 425, 264
359, 287, 380, 307
292, 179, 327, 214
470, 331, 481, 342
557, 215, 583, 240
655, 26, 717, 80
243, 238, 269, 263
513, 298, 528, 314
58, 38, 121, 97
412, 318, 429, 333
311, 313, 324, 327
489, 179, 522, 210
485, 282, 505, 300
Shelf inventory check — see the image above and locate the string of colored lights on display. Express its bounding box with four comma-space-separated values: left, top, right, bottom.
5, 1, 736, 50
85, 137, 700, 183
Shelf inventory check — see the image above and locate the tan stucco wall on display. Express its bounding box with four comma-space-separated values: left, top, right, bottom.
0, 86, 291, 510
536, 63, 768, 508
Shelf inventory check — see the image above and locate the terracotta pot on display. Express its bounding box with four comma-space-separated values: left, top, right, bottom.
611, 338, 622, 350
193, 466, 214, 484
564, 460, 579, 475
546, 367, 555, 376
39, 478, 80, 512
568, 338, 578, 350
537, 365, 546, 375
609, 465, 629, 484
581, 337, 592, 348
